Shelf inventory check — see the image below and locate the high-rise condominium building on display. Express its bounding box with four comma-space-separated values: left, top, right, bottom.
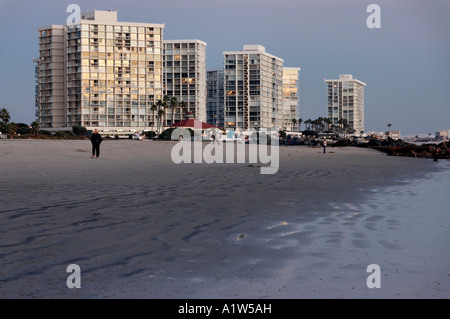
163, 39, 207, 124
282, 67, 300, 131
36, 25, 65, 128
37, 10, 164, 131
325, 74, 366, 133
206, 69, 224, 128
223, 45, 284, 131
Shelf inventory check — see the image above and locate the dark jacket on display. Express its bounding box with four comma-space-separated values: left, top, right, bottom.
91, 132, 102, 145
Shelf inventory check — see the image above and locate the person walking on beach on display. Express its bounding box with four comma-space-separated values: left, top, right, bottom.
433, 147, 441, 162
91, 129, 102, 159
323, 139, 327, 154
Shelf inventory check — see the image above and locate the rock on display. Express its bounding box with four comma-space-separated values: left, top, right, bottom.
417, 151, 432, 158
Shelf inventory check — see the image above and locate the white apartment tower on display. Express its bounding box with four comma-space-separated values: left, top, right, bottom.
37, 10, 165, 131
325, 74, 366, 133
282, 67, 300, 131
206, 69, 224, 127
163, 39, 207, 124
223, 45, 284, 131
36, 25, 65, 128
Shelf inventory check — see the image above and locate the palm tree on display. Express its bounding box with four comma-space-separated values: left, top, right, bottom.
318, 117, 326, 132
311, 119, 319, 132
324, 118, 332, 132
157, 98, 164, 121
7, 122, 18, 134
163, 95, 170, 104
180, 100, 188, 120
305, 119, 311, 130
150, 103, 158, 131
291, 118, 297, 131
31, 121, 40, 136
169, 96, 178, 126
314, 118, 323, 133
157, 109, 165, 134
387, 123, 392, 136
156, 99, 164, 110
163, 95, 170, 127
298, 118, 303, 131
0, 108, 10, 132
341, 119, 351, 136
155, 99, 164, 133
315, 117, 321, 132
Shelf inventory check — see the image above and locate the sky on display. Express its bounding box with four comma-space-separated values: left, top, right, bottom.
0, 0, 449, 135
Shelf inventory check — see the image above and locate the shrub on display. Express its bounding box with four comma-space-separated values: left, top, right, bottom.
55, 130, 74, 138
38, 130, 52, 136
16, 123, 31, 134
72, 125, 87, 136
159, 127, 193, 140
144, 131, 156, 139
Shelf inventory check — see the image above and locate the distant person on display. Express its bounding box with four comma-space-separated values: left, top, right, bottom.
212, 133, 219, 145
91, 129, 102, 159
433, 147, 440, 162
323, 139, 327, 154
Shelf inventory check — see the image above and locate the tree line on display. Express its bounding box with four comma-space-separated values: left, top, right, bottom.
291, 117, 358, 135
0, 94, 188, 137
0, 108, 40, 135
3, 105, 379, 137
150, 95, 188, 133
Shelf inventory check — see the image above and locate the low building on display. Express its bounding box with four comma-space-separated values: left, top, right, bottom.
389, 130, 401, 139
435, 130, 449, 139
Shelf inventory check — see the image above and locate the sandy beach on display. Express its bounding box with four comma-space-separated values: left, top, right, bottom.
0, 139, 449, 298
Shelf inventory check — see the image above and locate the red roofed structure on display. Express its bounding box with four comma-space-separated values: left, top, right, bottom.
171, 119, 220, 129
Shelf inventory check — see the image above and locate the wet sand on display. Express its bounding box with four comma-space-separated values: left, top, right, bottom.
0, 139, 448, 298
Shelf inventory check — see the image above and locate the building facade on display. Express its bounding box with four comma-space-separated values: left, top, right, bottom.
223, 45, 284, 131
435, 130, 449, 139
163, 39, 207, 124
325, 74, 366, 133
282, 67, 300, 131
206, 69, 224, 127
37, 25, 65, 128
36, 10, 165, 132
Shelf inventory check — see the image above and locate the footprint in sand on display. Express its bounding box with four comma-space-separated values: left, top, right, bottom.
280, 230, 302, 237
266, 221, 289, 230
378, 239, 402, 249
352, 239, 371, 248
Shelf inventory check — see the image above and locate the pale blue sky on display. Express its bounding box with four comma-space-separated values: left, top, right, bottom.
0, 0, 449, 134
